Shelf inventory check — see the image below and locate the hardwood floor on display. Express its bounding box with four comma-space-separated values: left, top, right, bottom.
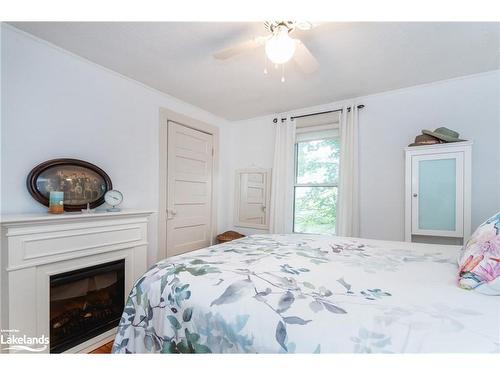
90, 340, 114, 354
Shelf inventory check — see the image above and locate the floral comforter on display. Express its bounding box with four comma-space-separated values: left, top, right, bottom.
112, 234, 500, 353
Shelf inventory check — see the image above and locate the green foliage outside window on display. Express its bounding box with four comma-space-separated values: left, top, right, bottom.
294, 138, 340, 234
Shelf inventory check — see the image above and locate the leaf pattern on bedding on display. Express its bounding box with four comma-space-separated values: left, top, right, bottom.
112, 234, 499, 354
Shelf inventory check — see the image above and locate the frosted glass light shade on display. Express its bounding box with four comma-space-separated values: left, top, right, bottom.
265, 26, 296, 64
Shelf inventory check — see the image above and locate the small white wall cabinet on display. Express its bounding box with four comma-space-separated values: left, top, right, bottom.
234, 168, 271, 230
405, 141, 472, 244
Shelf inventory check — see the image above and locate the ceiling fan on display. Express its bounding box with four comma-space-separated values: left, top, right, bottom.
213, 21, 320, 80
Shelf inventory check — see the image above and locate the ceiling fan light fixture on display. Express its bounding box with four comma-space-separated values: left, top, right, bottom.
265, 25, 296, 65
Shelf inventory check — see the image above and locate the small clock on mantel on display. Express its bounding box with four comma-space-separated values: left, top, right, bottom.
104, 189, 123, 212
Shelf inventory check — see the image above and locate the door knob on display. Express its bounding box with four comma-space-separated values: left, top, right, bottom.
166, 209, 177, 219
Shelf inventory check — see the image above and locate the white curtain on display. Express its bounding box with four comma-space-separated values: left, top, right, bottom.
336, 105, 360, 237
269, 117, 296, 234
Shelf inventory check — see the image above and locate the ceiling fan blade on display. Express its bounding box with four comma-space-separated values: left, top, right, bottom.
294, 21, 318, 31
293, 40, 319, 74
214, 36, 267, 60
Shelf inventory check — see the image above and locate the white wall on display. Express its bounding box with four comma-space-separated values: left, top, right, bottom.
219, 70, 500, 241
357, 71, 499, 240
2, 22, 499, 256
217, 115, 276, 235
0, 24, 228, 265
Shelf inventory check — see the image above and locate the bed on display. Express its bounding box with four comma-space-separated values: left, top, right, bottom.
112, 234, 500, 353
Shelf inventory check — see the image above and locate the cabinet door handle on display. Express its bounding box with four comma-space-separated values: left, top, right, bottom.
413, 193, 418, 197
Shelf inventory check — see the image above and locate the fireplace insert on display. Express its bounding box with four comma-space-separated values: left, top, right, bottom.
49, 259, 125, 353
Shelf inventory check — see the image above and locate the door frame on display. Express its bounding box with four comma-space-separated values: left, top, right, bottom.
158, 108, 219, 261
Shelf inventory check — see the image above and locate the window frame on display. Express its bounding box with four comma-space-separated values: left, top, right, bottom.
292, 134, 340, 234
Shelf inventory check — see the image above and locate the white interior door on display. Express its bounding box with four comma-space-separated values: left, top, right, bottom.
166, 121, 213, 257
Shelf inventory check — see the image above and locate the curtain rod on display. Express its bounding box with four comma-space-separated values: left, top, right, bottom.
273, 104, 365, 123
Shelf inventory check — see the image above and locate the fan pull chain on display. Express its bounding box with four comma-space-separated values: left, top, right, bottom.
281, 64, 285, 83
263, 53, 268, 75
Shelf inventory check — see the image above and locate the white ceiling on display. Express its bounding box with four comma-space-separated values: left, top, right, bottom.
9, 22, 500, 121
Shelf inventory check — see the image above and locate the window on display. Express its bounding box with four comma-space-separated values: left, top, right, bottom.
293, 128, 340, 234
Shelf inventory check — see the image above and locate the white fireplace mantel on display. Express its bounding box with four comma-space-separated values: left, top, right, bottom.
0, 209, 152, 353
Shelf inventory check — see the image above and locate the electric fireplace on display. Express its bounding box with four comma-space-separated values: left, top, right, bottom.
49, 259, 125, 353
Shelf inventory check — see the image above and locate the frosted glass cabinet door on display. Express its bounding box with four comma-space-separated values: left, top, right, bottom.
411, 152, 464, 237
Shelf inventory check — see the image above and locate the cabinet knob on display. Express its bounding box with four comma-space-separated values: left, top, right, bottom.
412, 193, 418, 197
